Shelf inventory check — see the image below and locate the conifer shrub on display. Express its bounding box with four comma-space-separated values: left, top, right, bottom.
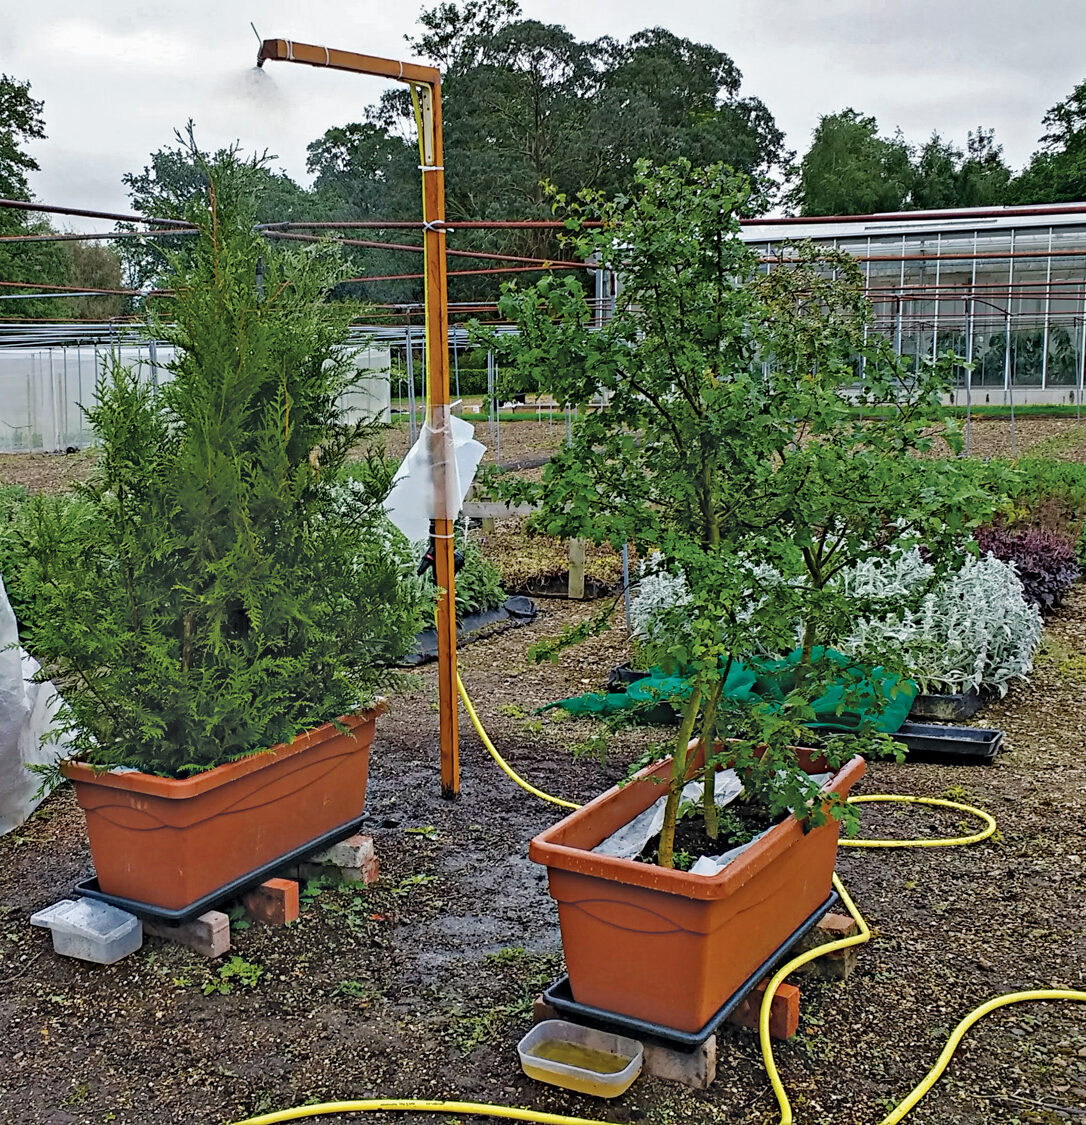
23, 151, 427, 778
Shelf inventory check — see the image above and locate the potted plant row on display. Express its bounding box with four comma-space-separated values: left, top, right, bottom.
481, 159, 1006, 1028
26, 148, 426, 915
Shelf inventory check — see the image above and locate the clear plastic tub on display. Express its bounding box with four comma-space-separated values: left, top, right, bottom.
30, 898, 142, 964
517, 1019, 642, 1098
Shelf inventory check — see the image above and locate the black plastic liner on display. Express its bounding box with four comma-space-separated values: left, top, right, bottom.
542, 890, 840, 1051
73, 815, 366, 922
894, 721, 1004, 763
404, 595, 537, 665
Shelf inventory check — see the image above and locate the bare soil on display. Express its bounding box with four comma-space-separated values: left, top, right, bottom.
10, 414, 1086, 496
1, 585, 1085, 1125
1, 415, 1085, 1125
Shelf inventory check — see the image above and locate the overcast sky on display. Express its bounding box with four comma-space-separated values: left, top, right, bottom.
4, 0, 1086, 229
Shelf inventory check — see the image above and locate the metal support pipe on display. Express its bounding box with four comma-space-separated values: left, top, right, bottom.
258, 37, 460, 797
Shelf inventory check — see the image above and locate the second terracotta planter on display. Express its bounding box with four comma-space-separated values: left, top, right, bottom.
529, 744, 865, 1033
62, 708, 381, 913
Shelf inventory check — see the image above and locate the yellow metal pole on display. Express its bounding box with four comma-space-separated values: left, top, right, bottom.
258, 39, 460, 797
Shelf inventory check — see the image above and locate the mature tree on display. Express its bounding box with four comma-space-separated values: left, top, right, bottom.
588, 28, 787, 200
956, 127, 1011, 206
790, 109, 913, 215
304, 1, 790, 305
0, 74, 72, 317
63, 242, 126, 320
1010, 79, 1086, 203
910, 133, 963, 210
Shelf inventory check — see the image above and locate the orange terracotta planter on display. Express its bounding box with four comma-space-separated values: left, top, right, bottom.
529, 744, 865, 1033
61, 708, 382, 913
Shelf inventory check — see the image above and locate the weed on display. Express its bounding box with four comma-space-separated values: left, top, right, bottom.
63, 1083, 90, 1106
485, 946, 526, 965
333, 979, 380, 1004
497, 704, 527, 719
941, 784, 978, 804
226, 904, 251, 932
405, 824, 440, 840
202, 955, 263, 996
303, 879, 373, 930
391, 874, 439, 896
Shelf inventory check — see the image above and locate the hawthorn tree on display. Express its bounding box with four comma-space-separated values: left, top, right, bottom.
480, 160, 1002, 866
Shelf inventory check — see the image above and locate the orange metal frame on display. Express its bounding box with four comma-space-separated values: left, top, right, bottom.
258, 38, 460, 797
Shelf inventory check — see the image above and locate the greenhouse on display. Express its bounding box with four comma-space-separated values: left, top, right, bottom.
743, 202, 1086, 405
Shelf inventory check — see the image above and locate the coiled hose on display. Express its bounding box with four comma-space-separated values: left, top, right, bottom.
233, 687, 1086, 1125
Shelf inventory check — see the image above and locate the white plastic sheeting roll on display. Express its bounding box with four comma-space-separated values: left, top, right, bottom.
0, 578, 70, 836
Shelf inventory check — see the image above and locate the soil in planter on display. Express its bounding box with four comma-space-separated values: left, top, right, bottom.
637, 800, 785, 871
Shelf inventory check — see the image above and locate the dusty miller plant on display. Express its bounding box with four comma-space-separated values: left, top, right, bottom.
838, 549, 1042, 695
477, 160, 1006, 867
22, 148, 428, 777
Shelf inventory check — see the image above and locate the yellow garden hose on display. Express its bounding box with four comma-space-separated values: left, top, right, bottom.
233, 1100, 610, 1125
841, 793, 997, 848
457, 671, 579, 810
235, 687, 1085, 1124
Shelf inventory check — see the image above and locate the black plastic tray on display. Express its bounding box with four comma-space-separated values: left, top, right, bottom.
908, 690, 989, 722
894, 721, 1003, 763
74, 815, 366, 922
542, 890, 839, 1051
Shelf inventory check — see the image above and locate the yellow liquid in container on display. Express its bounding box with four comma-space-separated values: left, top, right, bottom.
528, 1040, 630, 1074
518, 1019, 643, 1098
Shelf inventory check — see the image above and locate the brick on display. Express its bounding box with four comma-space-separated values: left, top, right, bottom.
792, 912, 862, 980
533, 994, 559, 1024
241, 878, 299, 925
290, 834, 379, 885
727, 981, 800, 1040
309, 834, 376, 870
643, 1035, 716, 1089
142, 910, 231, 958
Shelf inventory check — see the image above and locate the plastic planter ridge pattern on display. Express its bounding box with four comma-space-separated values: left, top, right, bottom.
529, 744, 865, 1033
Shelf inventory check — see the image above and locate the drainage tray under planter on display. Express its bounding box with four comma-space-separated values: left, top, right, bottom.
74, 815, 365, 922
543, 890, 839, 1051
909, 689, 989, 722
894, 721, 1004, 764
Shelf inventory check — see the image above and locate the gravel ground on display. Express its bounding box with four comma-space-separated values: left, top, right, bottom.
8, 415, 1086, 496
1, 414, 1085, 1125
1, 586, 1084, 1125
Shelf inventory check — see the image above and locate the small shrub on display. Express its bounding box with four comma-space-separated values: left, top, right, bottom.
839, 549, 1042, 696
974, 525, 1080, 612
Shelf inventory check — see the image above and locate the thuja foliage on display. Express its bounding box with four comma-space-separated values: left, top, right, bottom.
23, 151, 427, 777
478, 160, 1006, 867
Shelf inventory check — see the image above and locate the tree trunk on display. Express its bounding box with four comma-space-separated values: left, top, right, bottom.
657, 679, 704, 869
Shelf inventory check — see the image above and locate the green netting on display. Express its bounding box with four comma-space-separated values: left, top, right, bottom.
752, 646, 917, 733
538, 647, 916, 734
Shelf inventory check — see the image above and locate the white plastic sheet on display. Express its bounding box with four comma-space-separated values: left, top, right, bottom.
0, 577, 70, 836
592, 768, 834, 878
383, 409, 486, 546
592, 769, 743, 859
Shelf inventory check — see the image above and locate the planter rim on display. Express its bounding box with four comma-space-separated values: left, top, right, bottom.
529, 743, 865, 902
60, 702, 387, 799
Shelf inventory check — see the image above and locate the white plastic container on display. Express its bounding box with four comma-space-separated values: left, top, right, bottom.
30, 898, 142, 964
517, 1019, 642, 1098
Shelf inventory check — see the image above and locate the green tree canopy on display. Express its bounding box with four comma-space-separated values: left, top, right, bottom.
1010, 79, 1086, 203
790, 109, 914, 215
0, 73, 75, 317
